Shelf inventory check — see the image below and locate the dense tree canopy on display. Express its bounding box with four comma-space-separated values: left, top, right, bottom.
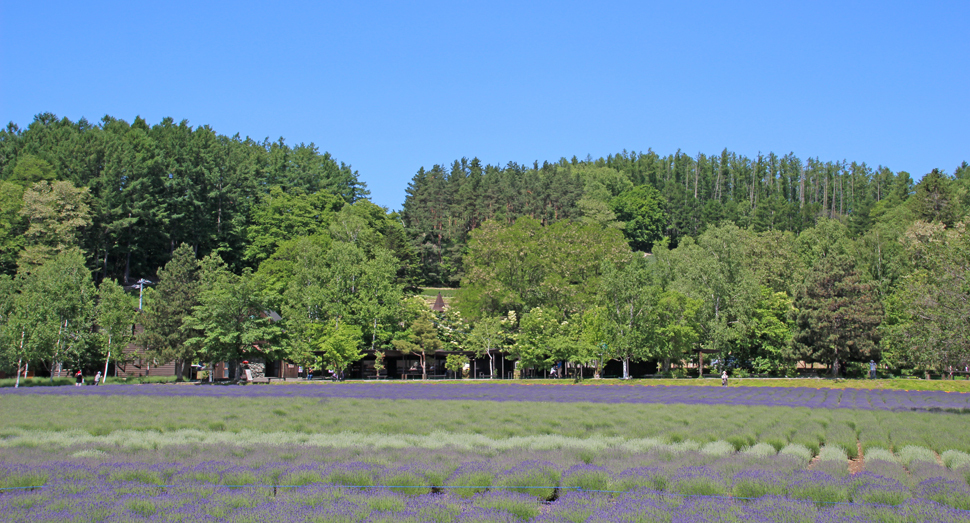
2, 112, 969, 380
0, 114, 369, 281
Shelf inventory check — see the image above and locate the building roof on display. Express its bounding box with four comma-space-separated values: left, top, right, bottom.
431, 292, 446, 312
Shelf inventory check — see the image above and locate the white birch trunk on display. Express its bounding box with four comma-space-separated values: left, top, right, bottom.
15, 329, 25, 388
102, 334, 111, 385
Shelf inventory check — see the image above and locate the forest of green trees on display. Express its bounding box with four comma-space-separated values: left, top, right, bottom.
2, 113, 969, 381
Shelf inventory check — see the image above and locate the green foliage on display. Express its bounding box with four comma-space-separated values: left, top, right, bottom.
673, 223, 760, 358
883, 221, 970, 373
253, 234, 333, 308
185, 253, 282, 368
315, 323, 364, 374
139, 243, 199, 380
277, 236, 402, 371
0, 250, 95, 377
793, 254, 882, 376
911, 168, 960, 226
18, 180, 92, 268
95, 279, 137, 381
0, 182, 25, 274
402, 150, 914, 286
651, 290, 701, 370
509, 307, 565, 370
610, 185, 667, 252
466, 315, 505, 378
391, 309, 442, 379
0, 114, 368, 280
245, 187, 343, 265
8, 155, 56, 187
445, 353, 469, 378
599, 256, 659, 377
459, 217, 631, 320
1, 112, 963, 377
737, 287, 795, 374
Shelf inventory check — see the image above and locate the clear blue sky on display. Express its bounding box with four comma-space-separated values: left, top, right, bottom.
1, 1, 967, 210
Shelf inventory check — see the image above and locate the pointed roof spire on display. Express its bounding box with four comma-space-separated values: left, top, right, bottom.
432, 292, 446, 312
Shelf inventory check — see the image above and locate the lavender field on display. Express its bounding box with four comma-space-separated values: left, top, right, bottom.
3, 382, 970, 521
3, 444, 970, 522
4, 382, 970, 413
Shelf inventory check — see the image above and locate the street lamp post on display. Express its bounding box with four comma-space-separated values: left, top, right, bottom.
136, 279, 153, 309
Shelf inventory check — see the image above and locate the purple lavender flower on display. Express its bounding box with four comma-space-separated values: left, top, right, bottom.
6, 382, 970, 413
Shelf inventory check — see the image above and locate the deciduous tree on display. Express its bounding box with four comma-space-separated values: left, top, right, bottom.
95, 279, 137, 382
18, 180, 92, 268
392, 309, 441, 380
467, 315, 505, 379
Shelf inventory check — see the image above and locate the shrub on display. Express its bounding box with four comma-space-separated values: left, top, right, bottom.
561, 464, 610, 493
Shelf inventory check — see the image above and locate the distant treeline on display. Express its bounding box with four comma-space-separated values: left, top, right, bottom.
402, 153, 968, 286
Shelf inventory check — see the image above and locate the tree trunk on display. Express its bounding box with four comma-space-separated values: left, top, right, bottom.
694, 154, 700, 199
823, 173, 829, 218
715, 162, 723, 202
50, 320, 65, 382
371, 317, 378, 352
102, 248, 109, 282
15, 329, 26, 388
623, 356, 629, 379
217, 192, 223, 235
124, 244, 131, 285
799, 162, 805, 207
102, 334, 111, 385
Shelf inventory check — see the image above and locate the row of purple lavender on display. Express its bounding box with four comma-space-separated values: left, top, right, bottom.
3, 481, 969, 522
3, 450, 969, 508
4, 382, 969, 412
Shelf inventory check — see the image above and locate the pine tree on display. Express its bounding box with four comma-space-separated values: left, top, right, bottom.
793, 254, 882, 377
139, 243, 199, 380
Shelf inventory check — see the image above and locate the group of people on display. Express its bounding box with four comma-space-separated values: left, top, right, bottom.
74, 370, 102, 386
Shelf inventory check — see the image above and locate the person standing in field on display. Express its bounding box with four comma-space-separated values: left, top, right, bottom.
721, 370, 728, 387
94, 371, 101, 386
75, 370, 83, 387
869, 360, 877, 379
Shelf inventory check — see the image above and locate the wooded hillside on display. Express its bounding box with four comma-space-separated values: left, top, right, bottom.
2, 113, 970, 381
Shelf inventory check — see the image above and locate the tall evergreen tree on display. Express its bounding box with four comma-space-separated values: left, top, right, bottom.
793, 254, 882, 377
139, 243, 199, 380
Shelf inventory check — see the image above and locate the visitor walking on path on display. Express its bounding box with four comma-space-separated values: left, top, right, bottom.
75, 370, 83, 387
721, 370, 728, 387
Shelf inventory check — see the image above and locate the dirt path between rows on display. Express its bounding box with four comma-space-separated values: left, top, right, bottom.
848, 441, 864, 475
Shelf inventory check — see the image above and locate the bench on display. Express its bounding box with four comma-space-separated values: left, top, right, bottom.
249, 377, 284, 384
